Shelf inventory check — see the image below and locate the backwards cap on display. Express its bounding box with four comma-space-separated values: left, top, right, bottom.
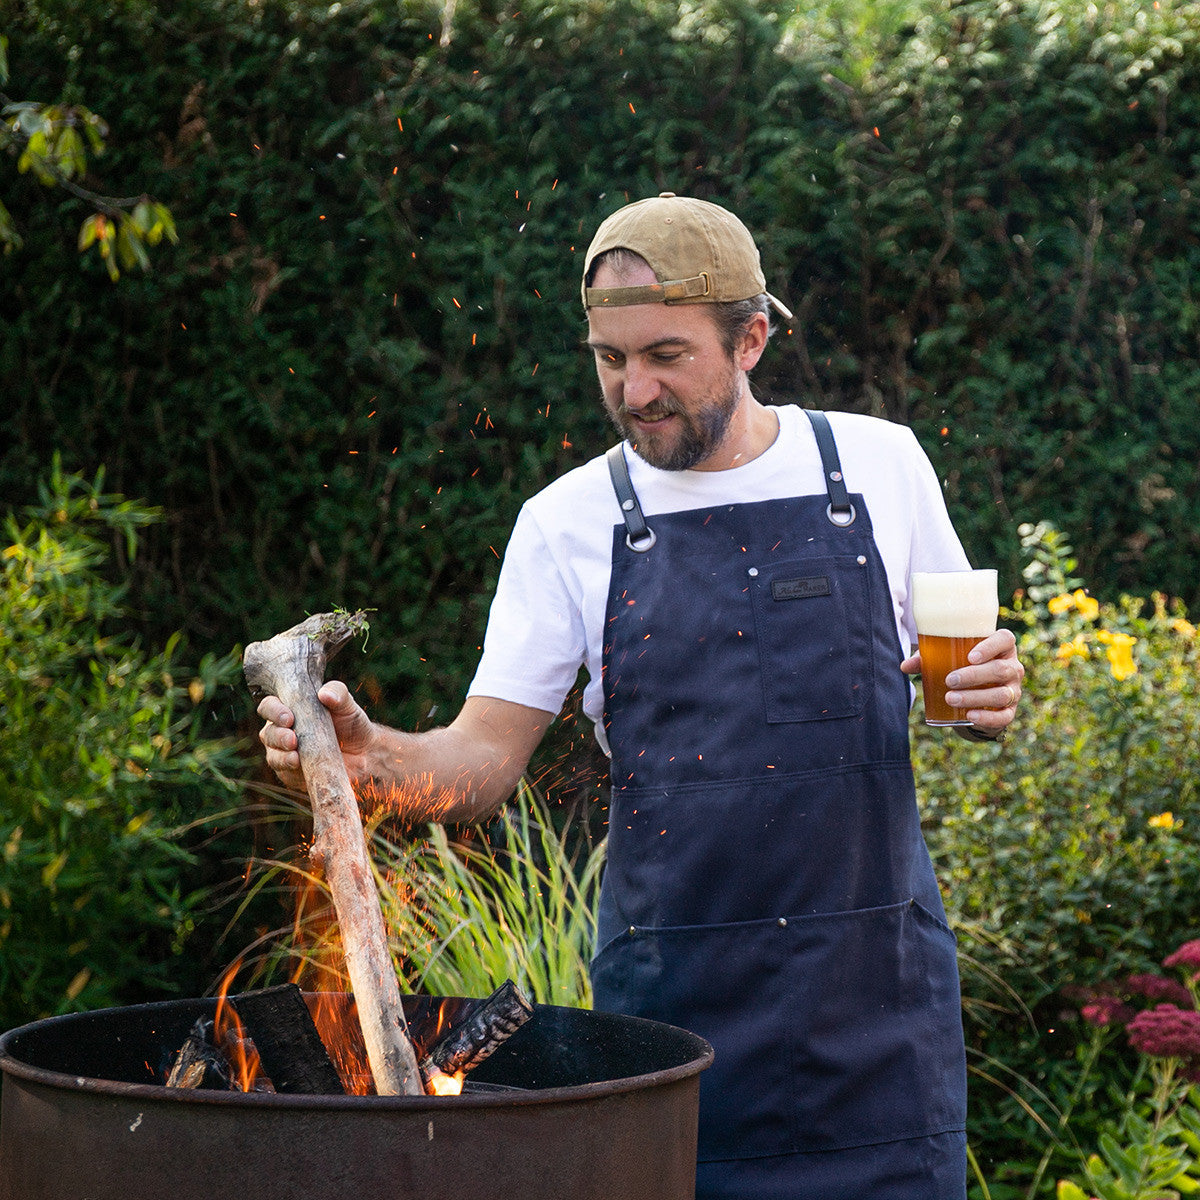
582, 192, 792, 320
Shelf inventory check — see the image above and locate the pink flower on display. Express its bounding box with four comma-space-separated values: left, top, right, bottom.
1124, 973, 1194, 1007
1082, 996, 1134, 1027
1163, 939, 1200, 971
1126, 1005, 1200, 1060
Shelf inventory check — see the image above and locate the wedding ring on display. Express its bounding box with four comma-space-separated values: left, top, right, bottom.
1005, 685, 1017, 707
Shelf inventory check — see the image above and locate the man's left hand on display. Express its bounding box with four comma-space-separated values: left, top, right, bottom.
900, 628, 1024, 734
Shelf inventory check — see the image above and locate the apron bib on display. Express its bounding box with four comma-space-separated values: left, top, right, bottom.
591, 411, 967, 1198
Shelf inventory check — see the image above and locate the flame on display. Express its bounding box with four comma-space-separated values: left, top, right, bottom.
425, 1069, 465, 1096
212, 960, 267, 1092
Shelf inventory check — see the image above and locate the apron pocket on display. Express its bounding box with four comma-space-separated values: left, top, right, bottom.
747, 553, 875, 724
591, 916, 798, 1161
590, 899, 965, 1162
785, 898, 966, 1153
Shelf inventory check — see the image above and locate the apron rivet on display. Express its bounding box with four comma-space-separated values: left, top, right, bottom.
857, 555, 867, 565
777, 917, 788, 927
748, 567, 759, 577
829, 470, 843, 482
621, 499, 635, 511
628, 925, 637, 936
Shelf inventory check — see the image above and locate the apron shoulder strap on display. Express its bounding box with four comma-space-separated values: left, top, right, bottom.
606, 444, 656, 552
803, 409, 856, 527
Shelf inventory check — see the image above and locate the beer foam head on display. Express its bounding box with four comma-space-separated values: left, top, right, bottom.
911, 569, 998, 637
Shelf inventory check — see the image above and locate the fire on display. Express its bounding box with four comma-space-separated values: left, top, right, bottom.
425, 1069, 465, 1096
212, 961, 266, 1092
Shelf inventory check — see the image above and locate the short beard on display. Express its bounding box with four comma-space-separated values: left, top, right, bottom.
606, 378, 741, 472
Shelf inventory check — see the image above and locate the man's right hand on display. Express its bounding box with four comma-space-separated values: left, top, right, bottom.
257, 680, 375, 792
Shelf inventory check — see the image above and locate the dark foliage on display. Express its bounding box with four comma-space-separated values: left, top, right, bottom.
4, 0, 1197, 742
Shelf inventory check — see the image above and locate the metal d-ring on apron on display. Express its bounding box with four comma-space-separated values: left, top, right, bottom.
592, 410, 967, 1199
606, 443, 656, 551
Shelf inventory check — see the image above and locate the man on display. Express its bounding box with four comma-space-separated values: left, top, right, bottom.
259, 193, 1024, 1198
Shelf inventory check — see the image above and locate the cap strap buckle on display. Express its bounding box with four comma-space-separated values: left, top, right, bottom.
584, 272, 710, 308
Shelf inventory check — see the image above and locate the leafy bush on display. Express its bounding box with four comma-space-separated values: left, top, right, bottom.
2, 0, 1200, 745
0, 460, 246, 1027
914, 524, 1200, 1192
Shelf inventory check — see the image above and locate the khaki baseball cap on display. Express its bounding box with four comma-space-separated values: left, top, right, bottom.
582, 192, 792, 320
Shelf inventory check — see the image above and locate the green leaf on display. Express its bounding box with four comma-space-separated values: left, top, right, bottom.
77, 213, 106, 252
1057, 1182, 1090, 1200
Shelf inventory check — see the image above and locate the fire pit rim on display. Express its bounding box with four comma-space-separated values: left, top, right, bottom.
0, 995, 714, 1110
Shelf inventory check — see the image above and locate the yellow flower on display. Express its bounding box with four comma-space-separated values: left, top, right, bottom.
1148, 811, 1182, 831
1171, 618, 1196, 639
1055, 633, 1091, 664
1097, 629, 1138, 680
1072, 589, 1100, 621
1048, 593, 1075, 615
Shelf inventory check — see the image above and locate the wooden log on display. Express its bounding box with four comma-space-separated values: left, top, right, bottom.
419, 980, 535, 1088
232, 984, 346, 1095
165, 1018, 233, 1090
243, 612, 422, 1096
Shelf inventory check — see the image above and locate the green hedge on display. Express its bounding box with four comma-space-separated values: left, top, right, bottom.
2, 0, 1198, 735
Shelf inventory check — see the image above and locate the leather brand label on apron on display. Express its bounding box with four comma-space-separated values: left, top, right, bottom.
771, 575, 831, 602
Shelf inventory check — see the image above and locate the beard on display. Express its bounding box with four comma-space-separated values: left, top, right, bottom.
605, 374, 741, 472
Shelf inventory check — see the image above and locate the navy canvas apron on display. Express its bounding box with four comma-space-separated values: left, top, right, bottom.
590, 410, 967, 1199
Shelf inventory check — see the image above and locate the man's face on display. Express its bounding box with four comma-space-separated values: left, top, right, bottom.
586, 261, 747, 472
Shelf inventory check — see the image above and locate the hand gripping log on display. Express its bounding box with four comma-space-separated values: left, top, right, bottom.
243, 612, 422, 1096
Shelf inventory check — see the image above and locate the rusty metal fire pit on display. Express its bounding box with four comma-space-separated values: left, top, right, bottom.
0, 993, 712, 1200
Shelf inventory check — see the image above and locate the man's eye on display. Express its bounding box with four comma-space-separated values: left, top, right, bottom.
653, 352, 681, 364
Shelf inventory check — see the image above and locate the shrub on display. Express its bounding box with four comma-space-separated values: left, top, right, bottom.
914, 524, 1200, 1191
0, 460, 246, 1027
3, 0, 1200, 744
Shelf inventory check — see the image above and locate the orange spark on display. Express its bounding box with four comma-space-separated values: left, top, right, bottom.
628, 102, 636, 114
397, 117, 404, 131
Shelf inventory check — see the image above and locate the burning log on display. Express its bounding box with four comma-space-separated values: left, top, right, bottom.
165, 1018, 233, 1091
232, 984, 345, 1095
420, 981, 535, 1089
243, 612, 423, 1096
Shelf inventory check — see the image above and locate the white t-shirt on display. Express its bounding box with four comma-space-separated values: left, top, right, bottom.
468, 404, 970, 745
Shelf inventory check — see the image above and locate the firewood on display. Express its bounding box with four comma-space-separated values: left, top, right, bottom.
232, 984, 346, 1095
165, 1018, 233, 1090
419, 980, 535, 1087
243, 612, 422, 1096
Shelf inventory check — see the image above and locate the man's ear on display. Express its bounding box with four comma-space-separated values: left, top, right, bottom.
736, 311, 770, 372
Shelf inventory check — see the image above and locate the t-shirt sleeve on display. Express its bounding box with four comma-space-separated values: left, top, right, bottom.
466, 503, 586, 716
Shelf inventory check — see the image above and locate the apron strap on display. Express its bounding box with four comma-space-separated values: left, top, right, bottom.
606, 444, 656, 551
803, 409, 856, 527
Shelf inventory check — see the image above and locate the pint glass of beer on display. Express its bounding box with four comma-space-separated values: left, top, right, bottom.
911, 569, 999, 726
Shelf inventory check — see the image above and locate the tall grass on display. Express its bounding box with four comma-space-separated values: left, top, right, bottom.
234, 782, 603, 1009
378, 782, 604, 1008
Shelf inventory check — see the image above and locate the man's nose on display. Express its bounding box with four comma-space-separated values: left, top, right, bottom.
622, 359, 661, 409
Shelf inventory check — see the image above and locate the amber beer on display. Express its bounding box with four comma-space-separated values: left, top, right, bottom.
911, 570, 999, 726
